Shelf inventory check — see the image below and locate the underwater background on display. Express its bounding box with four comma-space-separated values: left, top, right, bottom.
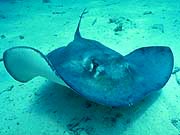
0, 0, 180, 135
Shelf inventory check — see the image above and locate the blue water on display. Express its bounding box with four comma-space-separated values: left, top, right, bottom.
0, 0, 180, 135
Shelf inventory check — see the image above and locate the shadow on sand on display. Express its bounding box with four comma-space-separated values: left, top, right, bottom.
29, 81, 161, 135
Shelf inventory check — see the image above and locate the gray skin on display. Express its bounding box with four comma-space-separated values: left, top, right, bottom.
47, 9, 174, 107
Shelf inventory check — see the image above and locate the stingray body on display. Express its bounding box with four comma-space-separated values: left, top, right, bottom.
1, 9, 174, 107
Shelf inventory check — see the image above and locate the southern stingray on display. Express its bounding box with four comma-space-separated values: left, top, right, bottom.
0, 9, 174, 107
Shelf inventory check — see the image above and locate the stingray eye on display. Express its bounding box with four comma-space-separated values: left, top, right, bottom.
91, 59, 105, 78
82, 57, 104, 77
82, 57, 98, 72
91, 59, 99, 72
93, 65, 105, 78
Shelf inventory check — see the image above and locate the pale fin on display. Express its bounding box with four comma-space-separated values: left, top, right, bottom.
3, 46, 64, 84
74, 8, 88, 40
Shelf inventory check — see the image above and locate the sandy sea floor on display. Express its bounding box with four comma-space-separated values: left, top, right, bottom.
0, 0, 180, 135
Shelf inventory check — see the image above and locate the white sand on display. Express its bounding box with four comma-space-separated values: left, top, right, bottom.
0, 0, 180, 135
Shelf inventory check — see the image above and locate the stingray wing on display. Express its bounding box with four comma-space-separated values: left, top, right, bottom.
3, 46, 65, 85
124, 46, 174, 102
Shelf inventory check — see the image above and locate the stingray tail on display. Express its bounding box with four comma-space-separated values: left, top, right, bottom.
74, 8, 88, 40
2, 46, 59, 83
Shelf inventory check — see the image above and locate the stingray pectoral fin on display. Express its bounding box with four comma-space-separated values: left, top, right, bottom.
3, 46, 63, 84
125, 46, 174, 93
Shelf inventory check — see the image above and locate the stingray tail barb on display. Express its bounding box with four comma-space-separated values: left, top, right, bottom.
2, 46, 59, 83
